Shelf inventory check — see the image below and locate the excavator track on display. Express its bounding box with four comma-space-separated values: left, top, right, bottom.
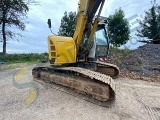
94, 61, 120, 78
32, 66, 116, 107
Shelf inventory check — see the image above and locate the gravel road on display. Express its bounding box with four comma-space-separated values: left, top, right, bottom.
0, 66, 160, 120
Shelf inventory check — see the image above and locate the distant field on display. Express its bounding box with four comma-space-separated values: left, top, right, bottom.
0, 53, 48, 64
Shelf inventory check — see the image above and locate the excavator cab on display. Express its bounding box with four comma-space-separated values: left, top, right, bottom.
47, 18, 109, 63
96, 25, 109, 61
88, 23, 109, 61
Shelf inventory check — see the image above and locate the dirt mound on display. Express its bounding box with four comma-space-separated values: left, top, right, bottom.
120, 44, 160, 79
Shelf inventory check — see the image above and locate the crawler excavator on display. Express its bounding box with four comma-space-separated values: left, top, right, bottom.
32, 0, 119, 106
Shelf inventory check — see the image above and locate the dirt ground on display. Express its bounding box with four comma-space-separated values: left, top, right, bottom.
0, 65, 160, 120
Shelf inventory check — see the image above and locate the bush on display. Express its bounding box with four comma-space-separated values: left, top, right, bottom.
109, 46, 131, 57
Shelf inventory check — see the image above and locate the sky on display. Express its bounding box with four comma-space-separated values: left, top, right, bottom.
0, 0, 160, 53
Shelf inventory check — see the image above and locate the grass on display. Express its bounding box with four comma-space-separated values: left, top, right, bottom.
0, 53, 48, 71
0, 53, 48, 64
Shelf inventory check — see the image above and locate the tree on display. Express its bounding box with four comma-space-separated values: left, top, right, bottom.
108, 8, 130, 47
0, 0, 29, 55
136, 2, 160, 43
58, 11, 76, 37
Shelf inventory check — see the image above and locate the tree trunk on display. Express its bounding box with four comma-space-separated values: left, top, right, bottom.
2, 21, 6, 56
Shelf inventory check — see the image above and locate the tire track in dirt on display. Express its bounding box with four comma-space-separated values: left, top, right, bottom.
134, 92, 160, 120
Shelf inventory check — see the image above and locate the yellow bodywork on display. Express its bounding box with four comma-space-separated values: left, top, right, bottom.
48, 35, 76, 65
48, 0, 104, 65
73, 0, 97, 46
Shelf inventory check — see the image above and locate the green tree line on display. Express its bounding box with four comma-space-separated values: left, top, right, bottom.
0, 53, 48, 63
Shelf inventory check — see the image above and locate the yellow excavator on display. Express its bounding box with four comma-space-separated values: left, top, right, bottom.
32, 0, 119, 106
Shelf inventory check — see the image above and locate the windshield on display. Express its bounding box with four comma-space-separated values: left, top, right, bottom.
95, 29, 108, 45
95, 28, 109, 57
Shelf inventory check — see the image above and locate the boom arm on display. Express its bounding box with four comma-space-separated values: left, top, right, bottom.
73, 0, 105, 50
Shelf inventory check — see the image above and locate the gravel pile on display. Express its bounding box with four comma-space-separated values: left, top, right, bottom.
120, 44, 160, 77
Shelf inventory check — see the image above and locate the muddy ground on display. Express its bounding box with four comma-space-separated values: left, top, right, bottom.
0, 66, 160, 120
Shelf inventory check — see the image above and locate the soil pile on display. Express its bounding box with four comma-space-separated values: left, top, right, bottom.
119, 44, 160, 80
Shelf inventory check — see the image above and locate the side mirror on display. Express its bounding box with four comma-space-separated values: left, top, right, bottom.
47, 19, 52, 28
